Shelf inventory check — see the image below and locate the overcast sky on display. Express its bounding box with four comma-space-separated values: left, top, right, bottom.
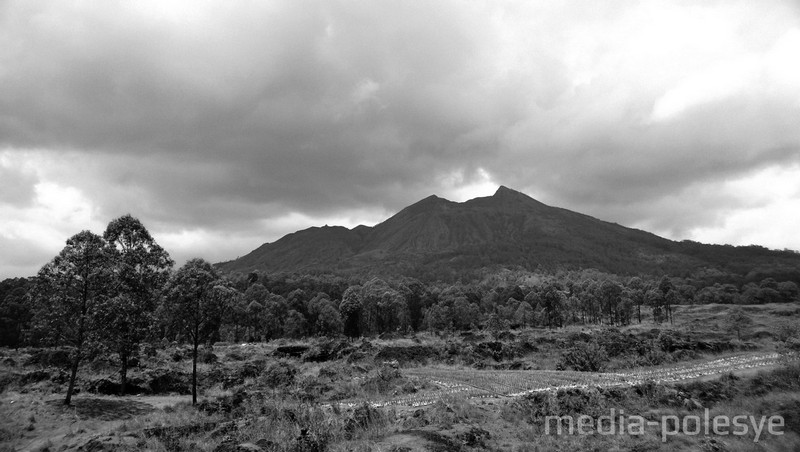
2, 0, 800, 278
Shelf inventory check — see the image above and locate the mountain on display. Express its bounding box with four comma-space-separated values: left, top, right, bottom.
218, 186, 800, 281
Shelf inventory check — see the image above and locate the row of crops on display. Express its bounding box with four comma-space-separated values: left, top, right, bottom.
332, 352, 788, 409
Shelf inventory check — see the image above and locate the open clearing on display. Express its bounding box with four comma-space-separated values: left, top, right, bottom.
339, 351, 784, 408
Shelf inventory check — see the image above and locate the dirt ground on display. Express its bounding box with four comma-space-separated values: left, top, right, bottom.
0, 393, 187, 451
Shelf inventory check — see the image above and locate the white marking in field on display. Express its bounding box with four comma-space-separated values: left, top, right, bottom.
324, 353, 794, 409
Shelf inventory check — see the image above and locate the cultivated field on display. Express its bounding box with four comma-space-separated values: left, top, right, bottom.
339, 352, 787, 408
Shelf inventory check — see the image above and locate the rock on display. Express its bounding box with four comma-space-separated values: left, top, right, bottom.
215, 442, 265, 452
458, 427, 491, 448
402, 408, 429, 429
374, 345, 438, 365
273, 345, 309, 358
254, 439, 275, 450
76, 434, 141, 451
700, 438, 728, 452
88, 378, 147, 395
201, 351, 218, 364
293, 428, 327, 452
345, 404, 384, 438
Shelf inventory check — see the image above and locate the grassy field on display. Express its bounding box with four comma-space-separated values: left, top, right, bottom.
1, 302, 799, 451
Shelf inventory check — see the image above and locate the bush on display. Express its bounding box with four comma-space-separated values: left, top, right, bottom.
362, 362, 413, 394
171, 349, 185, 362
142, 342, 158, 358
344, 403, 387, 439
24, 348, 73, 368
776, 321, 800, 342
595, 328, 638, 357
557, 341, 609, 372
260, 361, 297, 391
201, 349, 218, 364
146, 369, 191, 394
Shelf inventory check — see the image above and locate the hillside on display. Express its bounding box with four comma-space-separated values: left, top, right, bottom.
218, 186, 800, 281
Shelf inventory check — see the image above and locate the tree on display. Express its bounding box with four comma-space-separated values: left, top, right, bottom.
452, 297, 479, 331
539, 284, 565, 328
162, 259, 229, 405
424, 303, 452, 333
646, 288, 665, 324
627, 277, 647, 324
100, 215, 173, 395
261, 294, 288, 340
726, 307, 753, 340
283, 310, 307, 338
485, 313, 508, 340
777, 281, 799, 303
340, 286, 362, 338
599, 280, 622, 325
513, 301, 534, 328
313, 299, 344, 336
378, 289, 410, 332
29, 231, 111, 405
657, 277, 676, 324
242, 284, 269, 341
0, 281, 32, 348
359, 278, 402, 334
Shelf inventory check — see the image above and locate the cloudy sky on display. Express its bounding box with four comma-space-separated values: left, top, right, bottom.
2, 0, 800, 278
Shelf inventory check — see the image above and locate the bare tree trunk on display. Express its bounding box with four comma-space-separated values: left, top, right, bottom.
120, 352, 128, 396
67, 293, 87, 406
192, 339, 198, 405
65, 352, 80, 405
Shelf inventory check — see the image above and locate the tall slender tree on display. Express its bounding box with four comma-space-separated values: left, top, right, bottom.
29, 231, 111, 405
162, 258, 229, 404
99, 215, 173, 395
658, 276, 676, 324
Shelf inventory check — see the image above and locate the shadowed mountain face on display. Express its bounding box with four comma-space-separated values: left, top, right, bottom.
218, 186, 800, 280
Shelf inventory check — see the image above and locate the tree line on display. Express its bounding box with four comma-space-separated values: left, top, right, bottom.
1, 216, 799, 405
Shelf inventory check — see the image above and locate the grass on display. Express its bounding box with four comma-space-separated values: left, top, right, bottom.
2, 302, 800, 450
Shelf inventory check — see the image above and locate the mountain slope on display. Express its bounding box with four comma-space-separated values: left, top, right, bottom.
218, 186, 800, 280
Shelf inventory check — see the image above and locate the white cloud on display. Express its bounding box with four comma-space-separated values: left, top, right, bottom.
649, 57, 758, 122
764, 28, 800, 97
0, 175, 106, 276
686, 164, 800, 250
440, 168, 498, 202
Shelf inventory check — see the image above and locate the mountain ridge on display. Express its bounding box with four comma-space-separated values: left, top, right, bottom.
218, 186, 800, 281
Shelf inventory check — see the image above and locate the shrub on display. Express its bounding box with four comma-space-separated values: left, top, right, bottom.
776, 320, 799, 342
24, 348, 73, 368
260, 361, 297, 391
557, 341, 609, 372
200, 349, 217, 364
595, 328, 638, 357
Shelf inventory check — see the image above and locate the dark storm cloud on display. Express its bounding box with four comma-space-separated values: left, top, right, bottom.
0, 0, 517, 221
1, 0, 799, 277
